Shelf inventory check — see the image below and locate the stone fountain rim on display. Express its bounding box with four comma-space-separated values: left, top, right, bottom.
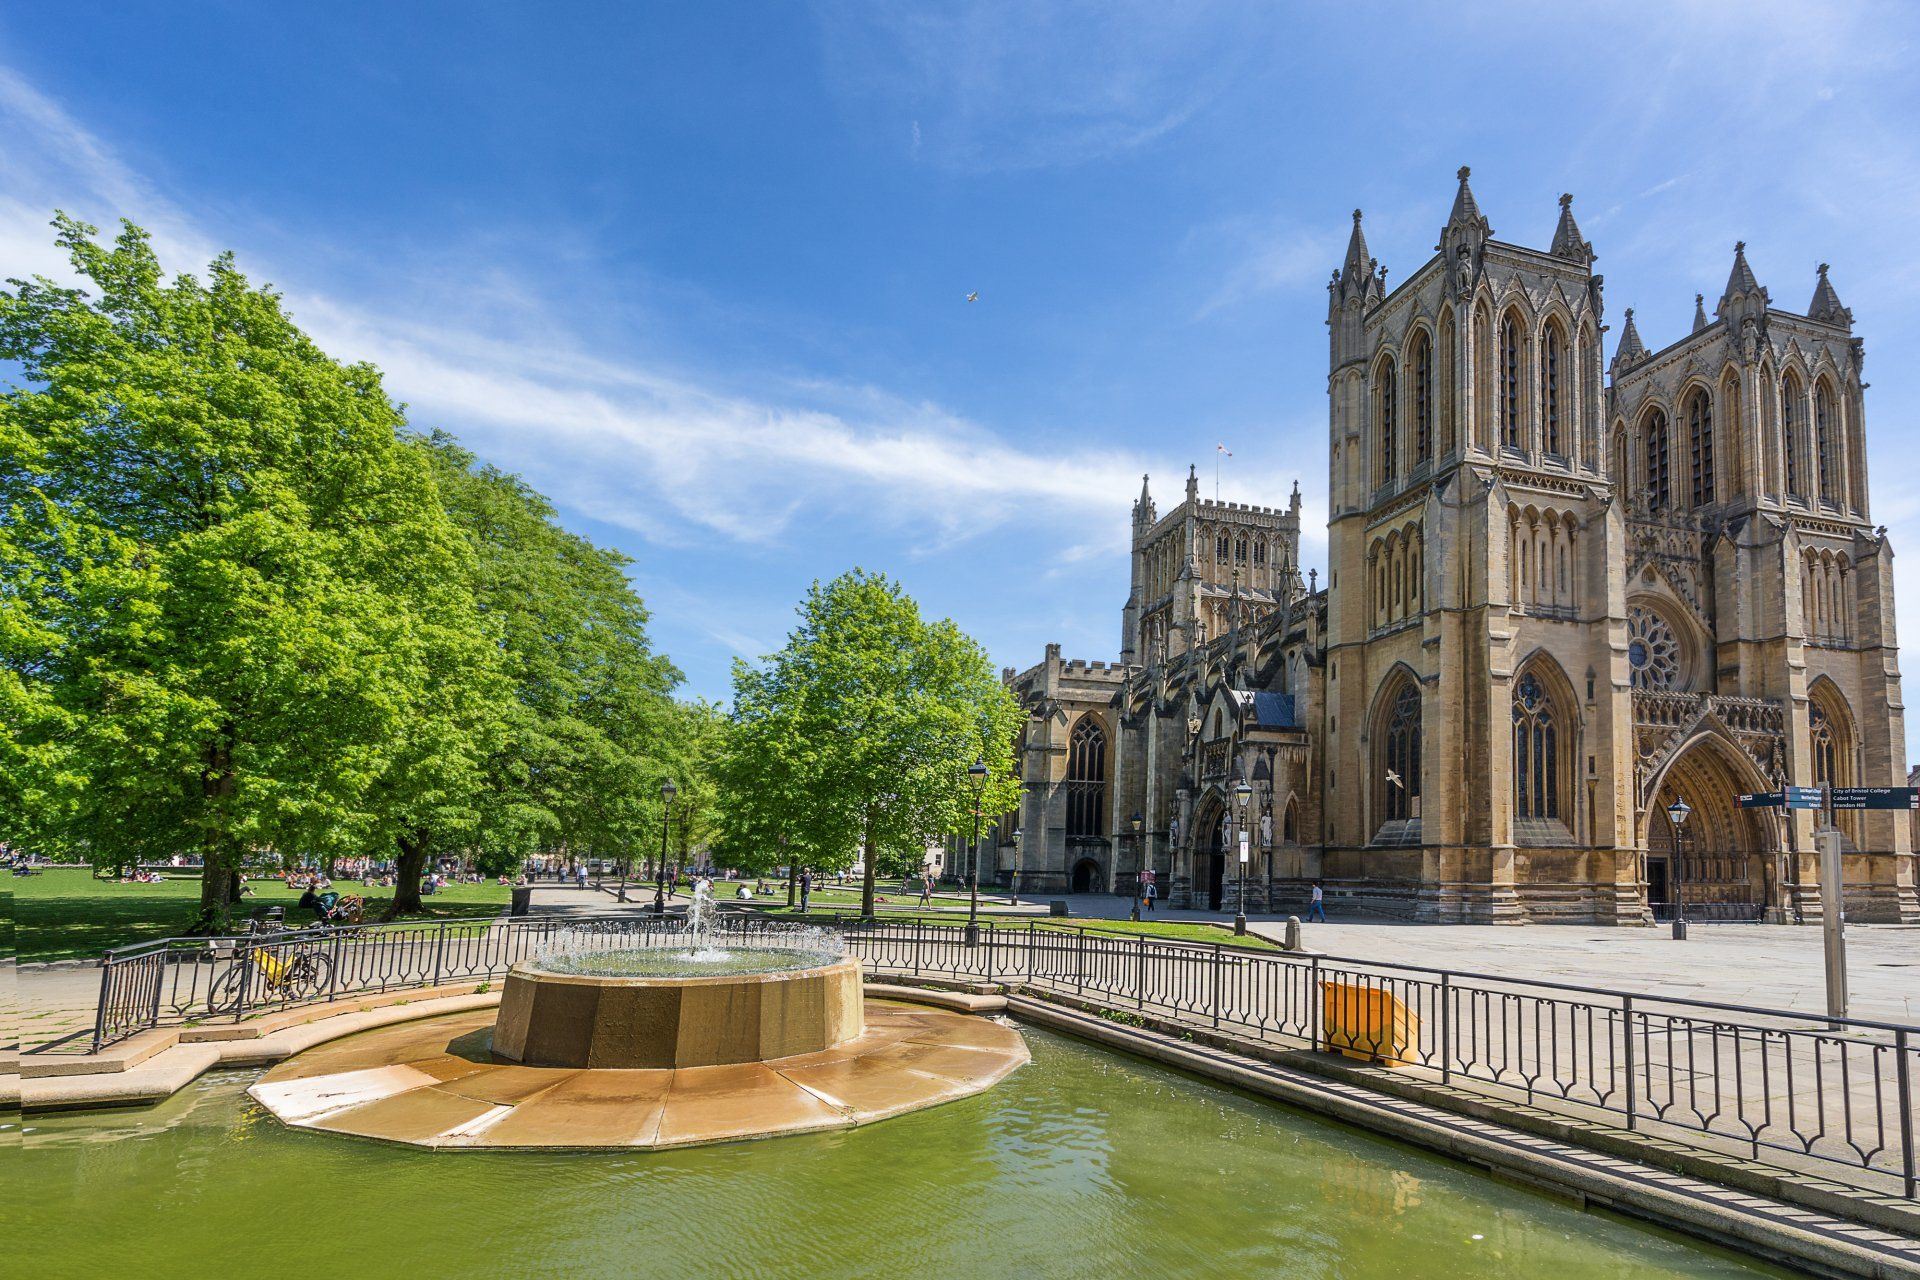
509, 953, 858, 987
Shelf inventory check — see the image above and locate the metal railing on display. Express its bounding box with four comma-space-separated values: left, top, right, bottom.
89, 913, 1919, 1201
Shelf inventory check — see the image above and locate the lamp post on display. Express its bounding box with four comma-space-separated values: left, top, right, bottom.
1009, 826, 1023, 906
654, 778, 677, 915
965, 760, 988, 947
1666, 797, 1691, 940
1122, 812, 1144, 919
1233, 777, 1253, 936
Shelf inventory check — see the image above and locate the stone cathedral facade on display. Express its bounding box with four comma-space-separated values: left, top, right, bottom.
984, 169, 1917, 925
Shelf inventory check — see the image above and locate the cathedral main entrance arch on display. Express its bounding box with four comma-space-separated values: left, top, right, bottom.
1642, 733, 1782, 922
1192, 795, 1228, 912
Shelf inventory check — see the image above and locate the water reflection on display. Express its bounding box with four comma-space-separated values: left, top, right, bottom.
19, 1030, 1786, 1279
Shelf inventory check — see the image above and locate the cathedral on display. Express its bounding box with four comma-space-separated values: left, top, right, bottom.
985, 168, 1918, 925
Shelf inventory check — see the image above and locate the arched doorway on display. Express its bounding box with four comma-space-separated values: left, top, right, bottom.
1070, 858, 1101, 894
1189, 796, 1228, 911
1644, 734, 1780, 922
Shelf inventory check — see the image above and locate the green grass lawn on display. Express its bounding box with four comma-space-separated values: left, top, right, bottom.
12, 869, 511, 963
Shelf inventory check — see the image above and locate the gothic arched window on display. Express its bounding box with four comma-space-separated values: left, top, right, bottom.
1542, 322, 1565, 456
1216, 534, 1229, 561
1643, 410, 1671, 512
1782, 372, 1806, 500
1815, 380, 1837, 503
1377, 680, 1422, 823
1379, 356, 1399, 484
1412, 331, 1433, 464
1686, 389, 1714, 507
1065, 718, 1108, 837
1500, 314, 1523, 449
1512, 673, 1560, 820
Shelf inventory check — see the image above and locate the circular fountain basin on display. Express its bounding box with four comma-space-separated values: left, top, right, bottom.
492, 953, 864, 1070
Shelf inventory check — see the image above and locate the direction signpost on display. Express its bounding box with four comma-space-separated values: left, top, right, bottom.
1726, 784, 1918, 1023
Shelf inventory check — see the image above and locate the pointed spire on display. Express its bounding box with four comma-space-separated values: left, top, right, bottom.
1692, 293, 1708, 333
1341, 208, 1371, 283
1715, 240, 1769, 323
1437, 165, 1492, 260
1808, 262, 1852, 328
1139, 472, 1152, 504
1289, 479, 1302, 516
1549, 192, 1593, 265
1447, 166, 1483, 229
1611, 307, 1648, 373
1185, 463, 1199, 503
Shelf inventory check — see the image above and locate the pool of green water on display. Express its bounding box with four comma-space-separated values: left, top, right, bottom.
12, 1024, 1786, 1279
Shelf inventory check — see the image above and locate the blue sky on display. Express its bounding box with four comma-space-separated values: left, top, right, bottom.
6, 2, 1920, 734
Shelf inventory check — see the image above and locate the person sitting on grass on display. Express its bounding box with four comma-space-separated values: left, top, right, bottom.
298, 884, 341, 924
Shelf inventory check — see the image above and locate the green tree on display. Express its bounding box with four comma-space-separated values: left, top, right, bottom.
718, 570, 1022, 917
1, 217, 491, 925
416, 433, 683, 902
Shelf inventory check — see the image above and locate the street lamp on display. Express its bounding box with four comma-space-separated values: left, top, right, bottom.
1233, 777, 1254, 936
965, 760, 988, 947
1666, 796, 1692, 940
1129, 813, 1145, 921
1009, 826, 1023, 906
654, 778, 677, 915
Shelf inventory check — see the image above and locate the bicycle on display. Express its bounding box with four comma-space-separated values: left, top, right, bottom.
206, 931, 333, 1014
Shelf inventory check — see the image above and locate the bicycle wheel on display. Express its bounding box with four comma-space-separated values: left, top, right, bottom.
284, 951, 333, 1002
206, 963, 248, 1015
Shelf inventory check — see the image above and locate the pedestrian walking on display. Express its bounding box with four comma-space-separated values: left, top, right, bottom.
1307, 881, 1326, 922
1144, 880, 1157, 913
799, 868, 813, 912
919, 871, 935, 906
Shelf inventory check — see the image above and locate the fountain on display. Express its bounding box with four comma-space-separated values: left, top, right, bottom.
247, 881, 1028, 1150
492, 883, 866, 1069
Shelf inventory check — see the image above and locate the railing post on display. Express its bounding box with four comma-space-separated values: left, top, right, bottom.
431, 921, 447, 988
92, 954, 114, 1054
1310, 956, 1322, 1052
1136, 936, 1145, 1011
1622, 994, 1638, 1131
1897, 1027, 1916, 1201
1027, 922, 1035, 979
1211, 943, 1222, 1029
1439, 972, 1452, 1084
1076, 929, 1085, 995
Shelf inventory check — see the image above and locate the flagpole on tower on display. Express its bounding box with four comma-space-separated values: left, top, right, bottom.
1215, 443, 1231, 502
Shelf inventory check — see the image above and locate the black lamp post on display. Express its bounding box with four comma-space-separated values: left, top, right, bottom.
1232, 777, 1253, 936
1666, 797, 1691, 940
1129, 812, 1145, 921
964, 759, 987, 948
1009, 826, 1023, 906
653, 778, 677, 915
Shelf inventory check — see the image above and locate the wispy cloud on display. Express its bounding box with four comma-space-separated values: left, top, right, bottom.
812, 1, 1264, 173
1193, 218, 1342, 319
0, 67, 1151, 556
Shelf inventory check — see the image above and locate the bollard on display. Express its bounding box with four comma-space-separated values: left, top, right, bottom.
1283, 915, 1301, 951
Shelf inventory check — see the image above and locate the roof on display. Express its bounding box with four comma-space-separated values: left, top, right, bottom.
1250, 691, 1299, 730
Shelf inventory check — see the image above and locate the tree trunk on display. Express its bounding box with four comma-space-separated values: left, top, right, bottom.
384, 830, 431, 919
786, 863, 796, 908
193, 734, 240, 930
860, 810, 877, 919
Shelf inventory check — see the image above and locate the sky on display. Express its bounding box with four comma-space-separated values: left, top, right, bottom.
6, 1, 1920, 743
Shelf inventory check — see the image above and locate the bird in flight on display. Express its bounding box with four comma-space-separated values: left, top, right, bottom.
966, 291, 979, 302
1385, 769, 1404, 790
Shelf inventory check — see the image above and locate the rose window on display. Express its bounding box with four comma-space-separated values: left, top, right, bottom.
1627, 605, 1681, 690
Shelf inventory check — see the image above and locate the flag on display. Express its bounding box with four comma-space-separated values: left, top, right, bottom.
1216, 443, 1232, 456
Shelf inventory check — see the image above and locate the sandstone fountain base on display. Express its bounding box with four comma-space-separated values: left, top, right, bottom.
249, 998, 1027, 1150
492, 956, 865, 1070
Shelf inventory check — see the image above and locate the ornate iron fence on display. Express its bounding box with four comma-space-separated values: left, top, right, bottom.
89, 913, 1918, 1201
